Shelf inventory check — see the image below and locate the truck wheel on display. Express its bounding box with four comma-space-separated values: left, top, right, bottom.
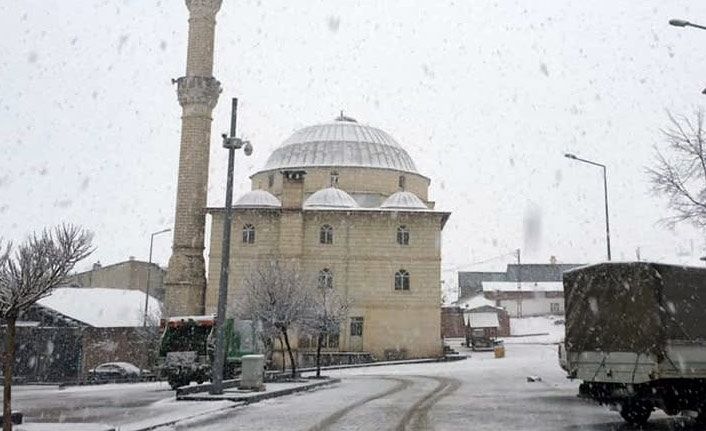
695, 402, 706, 425
619, 401, 652, 425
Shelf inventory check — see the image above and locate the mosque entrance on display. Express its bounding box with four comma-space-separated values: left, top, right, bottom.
349, 317, 364, 351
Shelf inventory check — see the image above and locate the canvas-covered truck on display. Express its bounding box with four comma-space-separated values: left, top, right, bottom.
157, 316, 260, 389
563, 262, 706, 425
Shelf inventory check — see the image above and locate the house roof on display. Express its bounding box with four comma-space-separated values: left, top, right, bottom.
37, 287, 161, 327
455, 294, 501, 310
482, 281, 564, 292
464, 312, 500, 328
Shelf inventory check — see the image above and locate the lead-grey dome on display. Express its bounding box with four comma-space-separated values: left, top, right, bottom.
304, 187, 359, 209
262, 117, 418, 173
233, 190, 282, 208
381, 191, 428, 210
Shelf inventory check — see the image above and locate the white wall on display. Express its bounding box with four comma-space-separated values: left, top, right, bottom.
499, 297, 564, 317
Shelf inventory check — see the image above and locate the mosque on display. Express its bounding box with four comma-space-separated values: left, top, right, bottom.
204, 115, 450, 360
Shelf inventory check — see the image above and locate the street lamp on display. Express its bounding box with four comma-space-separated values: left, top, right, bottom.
211, 97, 253, 395
669, 18, 706, 94
669, 19, 706, 31
564, 153, 612, 261
143, 228, 171, 326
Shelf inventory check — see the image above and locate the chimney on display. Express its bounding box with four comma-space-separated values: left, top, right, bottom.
92, 261, 102, 271
550, 255, 557, 265
281, 170, 307, 209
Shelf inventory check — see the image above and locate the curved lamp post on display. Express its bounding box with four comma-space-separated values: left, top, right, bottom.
143, 228, 171, 326
669, 18, 706, 94
564, 153, 612, 261
669, 19, 706, 31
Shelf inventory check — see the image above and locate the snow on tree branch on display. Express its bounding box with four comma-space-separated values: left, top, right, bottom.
0, 224, 94, 318
648, 109, 706, 228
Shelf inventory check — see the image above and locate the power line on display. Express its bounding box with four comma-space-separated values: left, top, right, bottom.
443, 251, 518, 272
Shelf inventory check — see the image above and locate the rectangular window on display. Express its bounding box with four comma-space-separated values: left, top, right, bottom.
298, 335, 310, 349
350, 317, 363, 336
550, 302, 561, 313
327, 333, 340, 348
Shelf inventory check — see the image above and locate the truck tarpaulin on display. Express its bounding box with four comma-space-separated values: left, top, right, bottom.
563, 262, 706, 357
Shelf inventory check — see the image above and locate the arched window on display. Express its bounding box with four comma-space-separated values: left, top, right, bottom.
320, 224, 333, 244
318, 268, 334, 289
242, 224, 255, 244
330, 171, 339, 186
395, 269, 410, 291
396, 225, 409, 245
398, 175, 406, 190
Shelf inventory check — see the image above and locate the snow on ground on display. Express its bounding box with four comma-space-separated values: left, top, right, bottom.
506, 316, 564, 344
37, 287, 161, 327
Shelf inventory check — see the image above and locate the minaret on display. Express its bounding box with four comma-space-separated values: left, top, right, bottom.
164, 0, 222, 316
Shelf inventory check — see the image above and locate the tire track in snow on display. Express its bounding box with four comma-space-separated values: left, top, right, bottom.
307, 376, 413, 431
394, 376, 462, 431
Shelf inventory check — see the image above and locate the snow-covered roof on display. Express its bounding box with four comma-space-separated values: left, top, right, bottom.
260, 117, 418, 174
456, 294, 501, 310
381, 191, 428, 210
464, 312, 500, 328
482, 281, 564, 292
37, 287, 161, 327
304, 187, 359, 209
233, 190, 282, 208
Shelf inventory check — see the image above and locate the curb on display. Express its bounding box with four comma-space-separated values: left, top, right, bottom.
177, 378, 340, 402
296, 355, 466, 374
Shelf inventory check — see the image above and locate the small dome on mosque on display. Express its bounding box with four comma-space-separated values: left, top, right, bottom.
233, 190, 282, 208
381, 191, 428, 210
304, 187, 359, 209
261, 115, 418, 174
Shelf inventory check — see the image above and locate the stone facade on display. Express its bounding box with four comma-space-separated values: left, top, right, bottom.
205, 118, 450, 361
165, 0, 223, 317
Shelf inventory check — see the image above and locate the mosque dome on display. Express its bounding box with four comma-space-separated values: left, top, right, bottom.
381, 191, 428, 210
261, 115, 418, 173
304, 187, 359, 209
233, 190, 282, 208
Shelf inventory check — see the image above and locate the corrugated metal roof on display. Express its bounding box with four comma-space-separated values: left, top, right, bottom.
262, 118, 418, 173
464, 312, 499, 328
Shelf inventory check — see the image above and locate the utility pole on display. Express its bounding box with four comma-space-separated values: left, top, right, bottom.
516, 249, 522, 318
211, 98, 252, 395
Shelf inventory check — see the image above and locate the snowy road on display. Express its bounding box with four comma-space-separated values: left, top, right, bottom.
157, 344, 705, 431
8, 344, 706, 430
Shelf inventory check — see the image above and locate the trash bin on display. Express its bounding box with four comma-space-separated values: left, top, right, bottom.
239, 354, 265, 391
494, 341, 505, 359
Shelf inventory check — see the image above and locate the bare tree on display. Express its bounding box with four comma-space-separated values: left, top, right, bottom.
0, 225, 93, 431
237, 261, 311, 378
648, 109, 706, 227
301, 287, 351, 377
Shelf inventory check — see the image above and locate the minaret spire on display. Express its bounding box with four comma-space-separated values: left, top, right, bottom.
164, 0, 223, 317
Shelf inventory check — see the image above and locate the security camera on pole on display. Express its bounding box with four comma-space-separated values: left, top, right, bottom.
210, 97, 252, 395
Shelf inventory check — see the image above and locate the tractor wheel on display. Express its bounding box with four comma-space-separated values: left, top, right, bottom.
169, 378, 187, 390
619, 401, 652, 425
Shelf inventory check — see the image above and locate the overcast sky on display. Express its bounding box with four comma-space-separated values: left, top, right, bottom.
2, 0, 706, 289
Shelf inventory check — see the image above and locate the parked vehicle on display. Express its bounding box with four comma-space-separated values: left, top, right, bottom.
88, 362, 154, 382
466, 328, 497, 351
563, 262, 706, 425
157, 316, 260, 389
